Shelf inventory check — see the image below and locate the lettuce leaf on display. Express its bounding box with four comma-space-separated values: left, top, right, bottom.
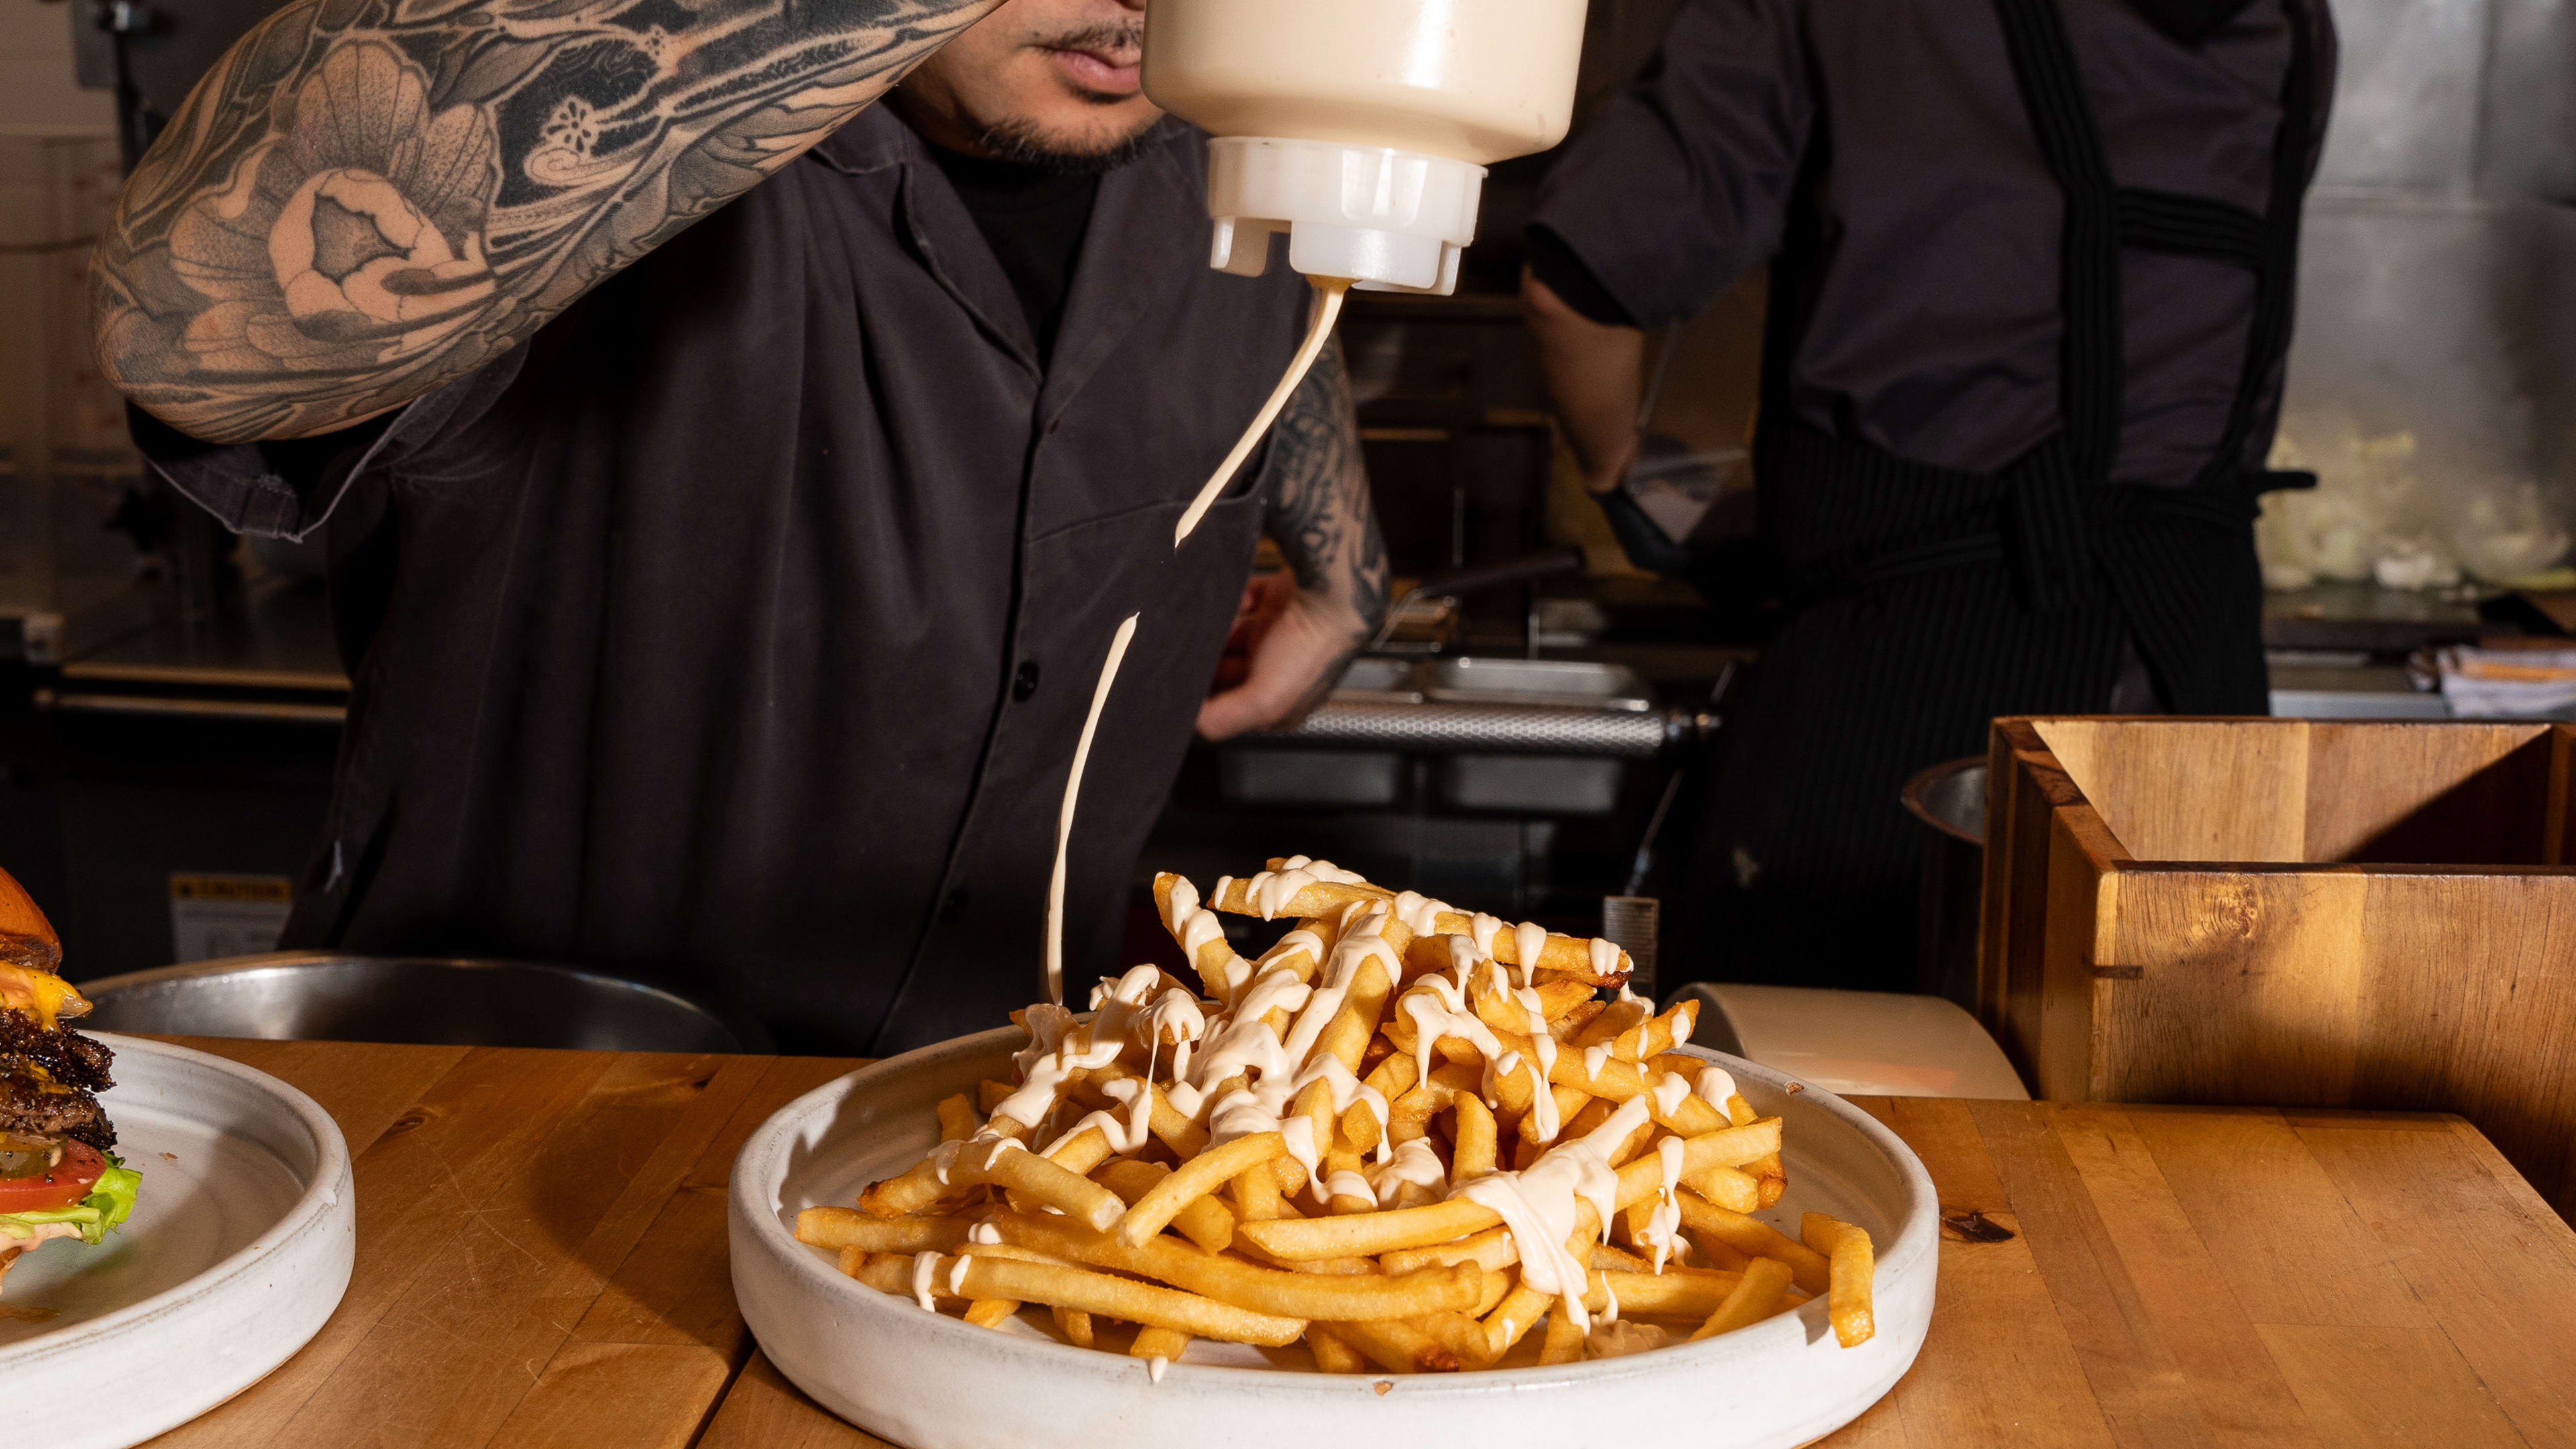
0, 1155, 141, 1246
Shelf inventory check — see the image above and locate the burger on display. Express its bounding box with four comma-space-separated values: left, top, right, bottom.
1, 868, 138, 1297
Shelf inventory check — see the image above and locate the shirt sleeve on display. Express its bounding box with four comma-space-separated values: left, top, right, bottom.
130, 344, 534, 541
1529, 0, 1817, 330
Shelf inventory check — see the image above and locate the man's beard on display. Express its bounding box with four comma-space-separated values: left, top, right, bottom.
971, 114, 1159, 176
967, 21, 1156, 176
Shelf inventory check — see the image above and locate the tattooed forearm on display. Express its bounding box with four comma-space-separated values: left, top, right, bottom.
88, 0, 1003, 443
1264, 335, 1390, 640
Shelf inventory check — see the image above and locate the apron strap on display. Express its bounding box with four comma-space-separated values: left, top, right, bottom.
1992, 0, 2125, 612
2194, 0, 2320, 491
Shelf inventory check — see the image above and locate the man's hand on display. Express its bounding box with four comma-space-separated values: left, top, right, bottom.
1199, 573, 1362, 741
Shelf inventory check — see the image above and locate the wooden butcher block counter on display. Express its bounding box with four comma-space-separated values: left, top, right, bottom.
134, 1038, 2576, 1448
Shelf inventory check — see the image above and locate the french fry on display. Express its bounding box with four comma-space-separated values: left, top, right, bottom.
1691, 1255, 1794, 1340
1052, 1303, 1094, 1348
1479, 1277, 1552, 1364
1539, 1311, 1586, 1364
949, 1142, 1123, 1232
1609, 1122, 1783, 1212
1587, 1268, 1743, 1318
908, 1254, 1306, 1346
1684, 1163, 1762, 1213
1332, 1318, 1459, 1373
1572, 999, 1647, 1048
1236, 1198, 1503, 1260
1383, 1226, 1516, 1276
1116, 1132, 1283, 1246
795, 1208, 975, 1255
1131, 1326, 1191, 1364
1804, 1214, 1876, 1348
964, 1298, 1020, 1328
935, 1093, 977, 1143
1676, 1195, 1830, 1296
991, 1210, 1483, 1322
1305, 1324, 1368, 1373
1095, 1159, 1236, 1255
1232, 1158, 1289, 1222
1452, 1094, 1499, 1180
1206, 873, 1385, 922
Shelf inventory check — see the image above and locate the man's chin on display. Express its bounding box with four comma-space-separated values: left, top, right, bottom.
971, 113, 1161, 176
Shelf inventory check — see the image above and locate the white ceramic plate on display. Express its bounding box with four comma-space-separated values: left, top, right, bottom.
732, 1026, 1938, 1449
4, 1035, 356, 1449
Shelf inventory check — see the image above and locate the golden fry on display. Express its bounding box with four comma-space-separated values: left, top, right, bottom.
1676, 1195, 1830, 1295
1116, 1131, 1282, 1246
796, 1208, 974, 1255
990, 1210, 1483, 1322
1804, 1214, 1876, 1348
1692, 1255, 1794, 1340
1305, 1324, 1369, 1374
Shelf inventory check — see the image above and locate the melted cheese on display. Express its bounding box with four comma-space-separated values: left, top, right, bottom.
0, 963, 86, 1030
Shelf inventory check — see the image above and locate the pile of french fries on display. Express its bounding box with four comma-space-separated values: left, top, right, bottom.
798, 858, 1875, 1375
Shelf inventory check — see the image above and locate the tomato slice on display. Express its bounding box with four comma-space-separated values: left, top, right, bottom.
0, 1140, 105, 1215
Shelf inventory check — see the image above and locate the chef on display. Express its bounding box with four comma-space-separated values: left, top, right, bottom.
1523, 0, 2334, 987
89, 0, 1387, 1052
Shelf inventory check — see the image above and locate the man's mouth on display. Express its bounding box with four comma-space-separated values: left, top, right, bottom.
1044, 43, 1142, 96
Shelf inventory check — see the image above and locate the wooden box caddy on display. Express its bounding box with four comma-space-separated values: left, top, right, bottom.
1981, 717, 2576, 1214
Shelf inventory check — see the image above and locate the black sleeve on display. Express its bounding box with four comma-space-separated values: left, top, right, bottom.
127, 406, 395, 540
1529, 0, 1817, 330
129, 342, 533, 541
1523, 223, 1640, 329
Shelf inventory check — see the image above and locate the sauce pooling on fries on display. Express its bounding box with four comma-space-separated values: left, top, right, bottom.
806, 859, 1878, 1375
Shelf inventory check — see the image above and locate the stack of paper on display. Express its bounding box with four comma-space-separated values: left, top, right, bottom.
2435, 647, 2576, 718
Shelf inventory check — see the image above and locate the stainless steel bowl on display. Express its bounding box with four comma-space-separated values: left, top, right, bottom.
1900, 758, 1988, 1012
76, 952, 769, 1053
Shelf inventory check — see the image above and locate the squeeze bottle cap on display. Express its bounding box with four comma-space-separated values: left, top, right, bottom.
1204, 137, 1485, 297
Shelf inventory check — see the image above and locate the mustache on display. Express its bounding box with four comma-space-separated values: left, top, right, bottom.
1031, 21, 1145, 56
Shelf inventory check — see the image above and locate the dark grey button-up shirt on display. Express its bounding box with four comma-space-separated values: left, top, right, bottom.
141, 110, 1311, 1054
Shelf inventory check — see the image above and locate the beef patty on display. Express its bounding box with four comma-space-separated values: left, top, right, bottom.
0, 1070, 113, 1150
0, 1007, 115, 1092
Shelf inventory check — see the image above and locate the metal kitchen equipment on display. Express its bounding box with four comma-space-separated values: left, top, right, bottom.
77, 952, 769, 1053
1231, 655, 1711, 816
1900, 757, 1987, 1013
1367, 547, 1587, 654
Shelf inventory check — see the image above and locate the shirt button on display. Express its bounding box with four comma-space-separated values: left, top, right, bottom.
1013, 660, 1041, 701
940, 885, 969, 924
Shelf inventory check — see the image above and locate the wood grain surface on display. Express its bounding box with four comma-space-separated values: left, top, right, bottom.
1982, 718, 2576, 1217
140, 1039, 2576, 1448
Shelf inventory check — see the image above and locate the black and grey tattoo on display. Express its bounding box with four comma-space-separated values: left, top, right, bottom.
1264, 333, 1391, 687
90, 0, 1002, 443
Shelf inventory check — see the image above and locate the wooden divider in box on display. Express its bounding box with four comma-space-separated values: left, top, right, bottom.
1978, 717, 2576, 1218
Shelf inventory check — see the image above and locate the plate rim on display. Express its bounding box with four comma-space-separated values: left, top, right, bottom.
0, 1032, 354, 1368
732, 1023, 1939, 1395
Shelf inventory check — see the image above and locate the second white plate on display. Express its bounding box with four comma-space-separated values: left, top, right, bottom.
4, 1035, 356, 1449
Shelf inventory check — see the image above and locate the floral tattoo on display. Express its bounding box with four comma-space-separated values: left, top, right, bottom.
91, 0, 1002, 443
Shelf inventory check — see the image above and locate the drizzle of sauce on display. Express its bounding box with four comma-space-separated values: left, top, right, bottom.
1451, 1094, 1650, 1336
911, 1251, 942, 1311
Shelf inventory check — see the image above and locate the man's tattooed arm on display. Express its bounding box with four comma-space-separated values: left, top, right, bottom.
89, 0, 1003, 443
1265, 335, 1388, 655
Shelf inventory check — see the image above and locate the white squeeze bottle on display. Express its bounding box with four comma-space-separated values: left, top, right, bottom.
1042, 1, 1591, 1003
1150, 0, 1593, 539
